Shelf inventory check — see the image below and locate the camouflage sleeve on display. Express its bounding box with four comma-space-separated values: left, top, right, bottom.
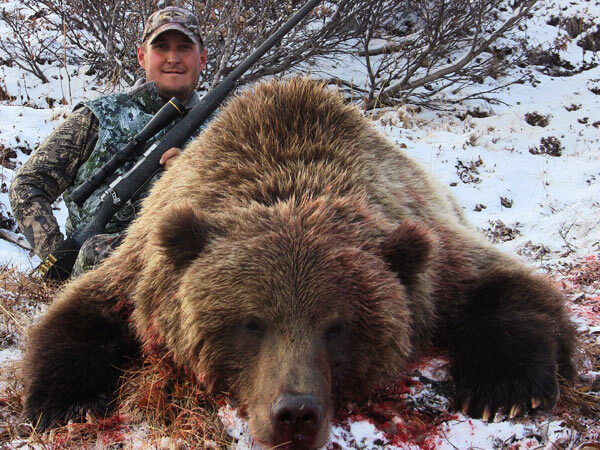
9, 107, 99, 259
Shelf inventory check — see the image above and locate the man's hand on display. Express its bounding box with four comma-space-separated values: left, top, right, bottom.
159, 147, 182, 169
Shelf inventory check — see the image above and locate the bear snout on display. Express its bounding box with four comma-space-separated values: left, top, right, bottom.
270, 392, 324, 449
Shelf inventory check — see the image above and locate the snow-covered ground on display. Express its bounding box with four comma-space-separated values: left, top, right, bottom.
1, 0, 599, 448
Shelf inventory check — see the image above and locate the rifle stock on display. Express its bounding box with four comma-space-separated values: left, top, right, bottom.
39, 0, 322, 280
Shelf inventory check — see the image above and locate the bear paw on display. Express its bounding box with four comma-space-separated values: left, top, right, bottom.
452, 367, 559, 421
447, 267, 576, 422
24, 392, 114, 432
22, 292, 138, 432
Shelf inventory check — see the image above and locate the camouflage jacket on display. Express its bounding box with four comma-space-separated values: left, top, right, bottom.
9, 82, 201, 259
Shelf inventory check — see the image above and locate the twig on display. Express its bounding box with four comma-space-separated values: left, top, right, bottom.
0, 230, 32, 252
0, 301, 27, 335
383, 0, 537, 99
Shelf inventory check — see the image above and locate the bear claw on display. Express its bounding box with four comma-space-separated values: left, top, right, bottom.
481, 405, 491, 422
453, 391, 553, 422
460, 398, 470, 415
493, 410, 504, 423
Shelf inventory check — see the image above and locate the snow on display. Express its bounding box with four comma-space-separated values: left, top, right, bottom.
331, 421, 390, 449
1, 0, 599, 448
0, 347, 20, 363
0, 243, 34, 271
435, 417, 578, 449
382, 62, 600, 258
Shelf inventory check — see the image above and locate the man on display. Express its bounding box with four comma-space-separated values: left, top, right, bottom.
9, 6, 207, 280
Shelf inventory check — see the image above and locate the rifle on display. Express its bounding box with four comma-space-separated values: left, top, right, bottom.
37, 0, 322, 281
68, 97, 186, 207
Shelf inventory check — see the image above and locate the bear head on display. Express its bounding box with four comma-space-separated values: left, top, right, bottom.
136, 195, 435, 449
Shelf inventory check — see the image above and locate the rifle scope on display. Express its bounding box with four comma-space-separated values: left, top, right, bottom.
69, 96, 186, 207
38, 0, 323, 281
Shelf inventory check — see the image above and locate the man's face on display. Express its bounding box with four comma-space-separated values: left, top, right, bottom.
137, 30, 207, 103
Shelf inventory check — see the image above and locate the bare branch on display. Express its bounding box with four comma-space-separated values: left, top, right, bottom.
382, 0, 537, 100
0, 0, 540, 110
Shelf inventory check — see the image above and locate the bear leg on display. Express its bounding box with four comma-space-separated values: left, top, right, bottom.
446, 267, 576, 420
23, 294, 138, 431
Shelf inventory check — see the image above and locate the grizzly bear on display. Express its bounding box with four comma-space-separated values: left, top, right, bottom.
23, 78, 576, 449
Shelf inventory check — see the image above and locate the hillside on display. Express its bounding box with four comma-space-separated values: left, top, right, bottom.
1, 0, 599, 448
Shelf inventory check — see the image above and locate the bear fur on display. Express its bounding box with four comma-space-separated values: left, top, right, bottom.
23, 78, 577, 449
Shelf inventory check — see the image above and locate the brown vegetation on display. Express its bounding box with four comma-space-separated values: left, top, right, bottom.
1, 256, 599, 448
0, 0, 540, 108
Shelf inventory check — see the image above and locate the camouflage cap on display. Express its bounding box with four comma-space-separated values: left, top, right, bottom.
142, 6, 203, 46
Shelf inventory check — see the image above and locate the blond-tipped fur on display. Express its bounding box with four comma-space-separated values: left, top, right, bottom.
24, 78, 576, 448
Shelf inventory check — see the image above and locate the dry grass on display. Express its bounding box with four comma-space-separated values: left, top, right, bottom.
1, 258, 599, 448
116, 353, 232, 448
0, 265, 231, 448
0, 264, 56, 348
0, 358, 28, 444
559, 337, 600, 423
555, 254, 600, 445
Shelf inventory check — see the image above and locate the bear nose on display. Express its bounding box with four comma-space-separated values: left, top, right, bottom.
271, 393, 323, 446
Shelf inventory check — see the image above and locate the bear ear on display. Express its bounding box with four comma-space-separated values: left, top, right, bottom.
155, 205, 216, 270
381, 220, 434, 285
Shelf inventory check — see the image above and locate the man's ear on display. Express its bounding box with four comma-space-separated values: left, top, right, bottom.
137, 45, 147, 70
199, 47, 207, 70
381, 220, 434, 285
155, 205, 216, 270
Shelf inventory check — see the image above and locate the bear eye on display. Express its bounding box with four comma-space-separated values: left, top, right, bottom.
244, 317, 265, 336
325, 320, 346, 341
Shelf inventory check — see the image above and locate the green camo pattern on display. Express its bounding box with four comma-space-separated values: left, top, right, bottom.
63, 83, 172, 236
71, 232, 124, 277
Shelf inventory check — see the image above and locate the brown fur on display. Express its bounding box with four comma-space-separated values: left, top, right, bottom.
23, 78, 576, 448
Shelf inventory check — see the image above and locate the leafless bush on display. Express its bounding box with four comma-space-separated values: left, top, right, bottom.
27, 0, 154, 86
0, 0, 368, 90
0, 6, 59, 84
194, 0, 370, 89
0, 0, 539, 108
327, 0, 538, 107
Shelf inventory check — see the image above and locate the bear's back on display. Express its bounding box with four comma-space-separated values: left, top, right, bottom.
146, 78, 469, 232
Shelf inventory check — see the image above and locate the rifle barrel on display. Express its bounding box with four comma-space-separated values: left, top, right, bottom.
72, 0, 322, 246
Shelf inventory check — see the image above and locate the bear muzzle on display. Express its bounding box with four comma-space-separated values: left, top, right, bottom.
270, 392, 324, 449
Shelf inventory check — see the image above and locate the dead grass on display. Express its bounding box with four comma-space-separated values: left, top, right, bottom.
116, 353, 231, 448
0, 359, 28, 444
555, 254, 600, 445
1, 258, 599, 448
0, 264, 57, 349
558, 340, 600, 422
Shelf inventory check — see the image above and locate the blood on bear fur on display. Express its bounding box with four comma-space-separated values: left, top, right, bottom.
23, 78, 576, 449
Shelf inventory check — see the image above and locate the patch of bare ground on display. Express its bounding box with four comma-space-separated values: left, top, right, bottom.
554, 254, 600, 445
525, 112, 550, 127
529, 136, 564, 157
484, 219, 522, 243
